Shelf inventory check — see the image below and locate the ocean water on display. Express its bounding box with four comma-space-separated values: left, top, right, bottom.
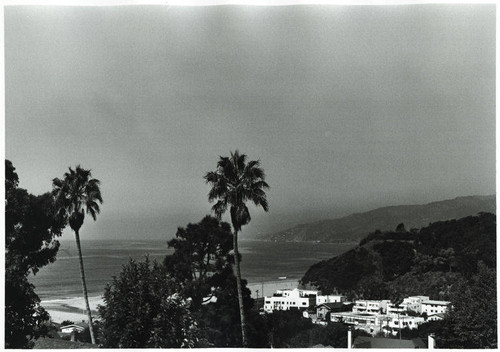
29, 239, 355, 300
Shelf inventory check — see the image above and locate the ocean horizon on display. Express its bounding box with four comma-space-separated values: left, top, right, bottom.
30, 239, 355, 300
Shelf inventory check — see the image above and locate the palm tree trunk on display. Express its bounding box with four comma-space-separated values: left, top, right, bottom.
74, 230, 96, 344
233, 229, 248, 347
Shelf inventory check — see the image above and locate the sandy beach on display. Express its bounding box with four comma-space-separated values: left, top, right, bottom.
42, 279, 300, 323
42, 296, 103, 324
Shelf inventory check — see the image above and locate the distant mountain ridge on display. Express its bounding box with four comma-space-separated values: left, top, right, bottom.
258, 195, 495, 243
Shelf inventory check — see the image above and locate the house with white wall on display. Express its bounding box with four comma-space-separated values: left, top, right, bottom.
403, 296, 430, 313
385, 315, 426, 335
331, 311, 425, 336
386, 302, 407, 315
353, 300, 390, 315
316, 295, 347, 305
263, 288, 318, 313
60, 322, 88, 334
421, 300, 450, 315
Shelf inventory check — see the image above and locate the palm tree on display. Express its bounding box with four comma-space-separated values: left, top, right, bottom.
204, 150, 269, 346
52, 166, 102, 345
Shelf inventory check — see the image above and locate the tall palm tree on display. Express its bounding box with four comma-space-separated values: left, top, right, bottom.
52, 166, 102, 345
204, 150, 269, 346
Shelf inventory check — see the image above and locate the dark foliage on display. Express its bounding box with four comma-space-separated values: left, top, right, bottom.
435, 262, 497, 348
415, 213, 496, 276
290, 322, 350, 348
300, 212, 496, 348
300, 246, 378, 296
164, 216, 264, 347
263, 310, 369, 348
264, 310, 314, 347
301, 213, 495, 299
98, 257, 199, 348
60, 320, 75, 327
196, 270, 259, 347
5, 160, 65, 348
359, 230, 417, 246
373, 241, 415, 280
164, 216, 234, 309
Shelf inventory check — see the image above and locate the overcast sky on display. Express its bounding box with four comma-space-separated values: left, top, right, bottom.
5, 4, 496, 240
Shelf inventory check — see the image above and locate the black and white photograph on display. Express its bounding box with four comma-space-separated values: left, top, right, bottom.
3, 1, 496, 349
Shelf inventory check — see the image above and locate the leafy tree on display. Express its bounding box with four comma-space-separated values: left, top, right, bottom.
204, 150, 269, 346
164, 216, 265, 347
435, 262, 497, 348
98, 257, 199, 348
197, 269, 257, 347
5, 160, 66, 348
373, 241, 415, 280
264, 310, 314, 348
164, 216, 233, 309
52, 165, 103, 344
302, 213, 495, 303
290, 322, 350, 348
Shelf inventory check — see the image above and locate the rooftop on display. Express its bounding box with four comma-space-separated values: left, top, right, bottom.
422, 300, 451, 305
353, 336, 426, 349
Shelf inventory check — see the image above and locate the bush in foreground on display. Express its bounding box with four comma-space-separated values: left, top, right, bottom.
98, 257, 200, 348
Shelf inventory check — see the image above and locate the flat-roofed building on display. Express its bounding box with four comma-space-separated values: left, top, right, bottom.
403, 296, 430, 313
331, 312, 424, 336
263, 288, 318, 313
331, 311, 389, 335
353, 300, 390, 315
316, 295, 347, 305
421, 300, 450, 315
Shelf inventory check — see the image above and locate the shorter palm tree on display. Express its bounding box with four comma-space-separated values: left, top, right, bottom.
53, 166, 102, 345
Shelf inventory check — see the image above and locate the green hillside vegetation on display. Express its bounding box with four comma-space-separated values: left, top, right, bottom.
260, 196, 495, 243
300, 212, 495, 300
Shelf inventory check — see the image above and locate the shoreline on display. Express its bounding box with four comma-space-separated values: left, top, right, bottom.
42, 279, 301, 324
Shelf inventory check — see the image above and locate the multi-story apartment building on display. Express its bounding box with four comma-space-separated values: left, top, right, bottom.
316, 295, 347, 305
421, 300, 450, 315
386, 302, 407, 315
330, 312, 425, 336
403, 296, 430, 313
263, 288, 318, 313
352, 300, 390, 315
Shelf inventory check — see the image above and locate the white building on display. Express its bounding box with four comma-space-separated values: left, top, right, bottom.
386, 316, 426, 335
427, 313, 445, 321
60, 322, 87, 334
403, 296, 430, 313
421, 300, 450, 315
316, 295, 347, 305
263, 288, 318, 313
386, 302, 407, 315
353, 300, 390, 315
317, 295, 347, 305
330, 312, 424, 336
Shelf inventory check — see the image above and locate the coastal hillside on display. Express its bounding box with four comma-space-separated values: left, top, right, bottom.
258, 195, 495, 243
299, 212, 496, 300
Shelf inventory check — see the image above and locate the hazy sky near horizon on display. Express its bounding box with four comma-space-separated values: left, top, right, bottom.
5, 4, 496, 240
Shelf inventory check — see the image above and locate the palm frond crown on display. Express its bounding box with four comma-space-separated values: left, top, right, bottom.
204, 150, 269, 231
52, 165, 103, 229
